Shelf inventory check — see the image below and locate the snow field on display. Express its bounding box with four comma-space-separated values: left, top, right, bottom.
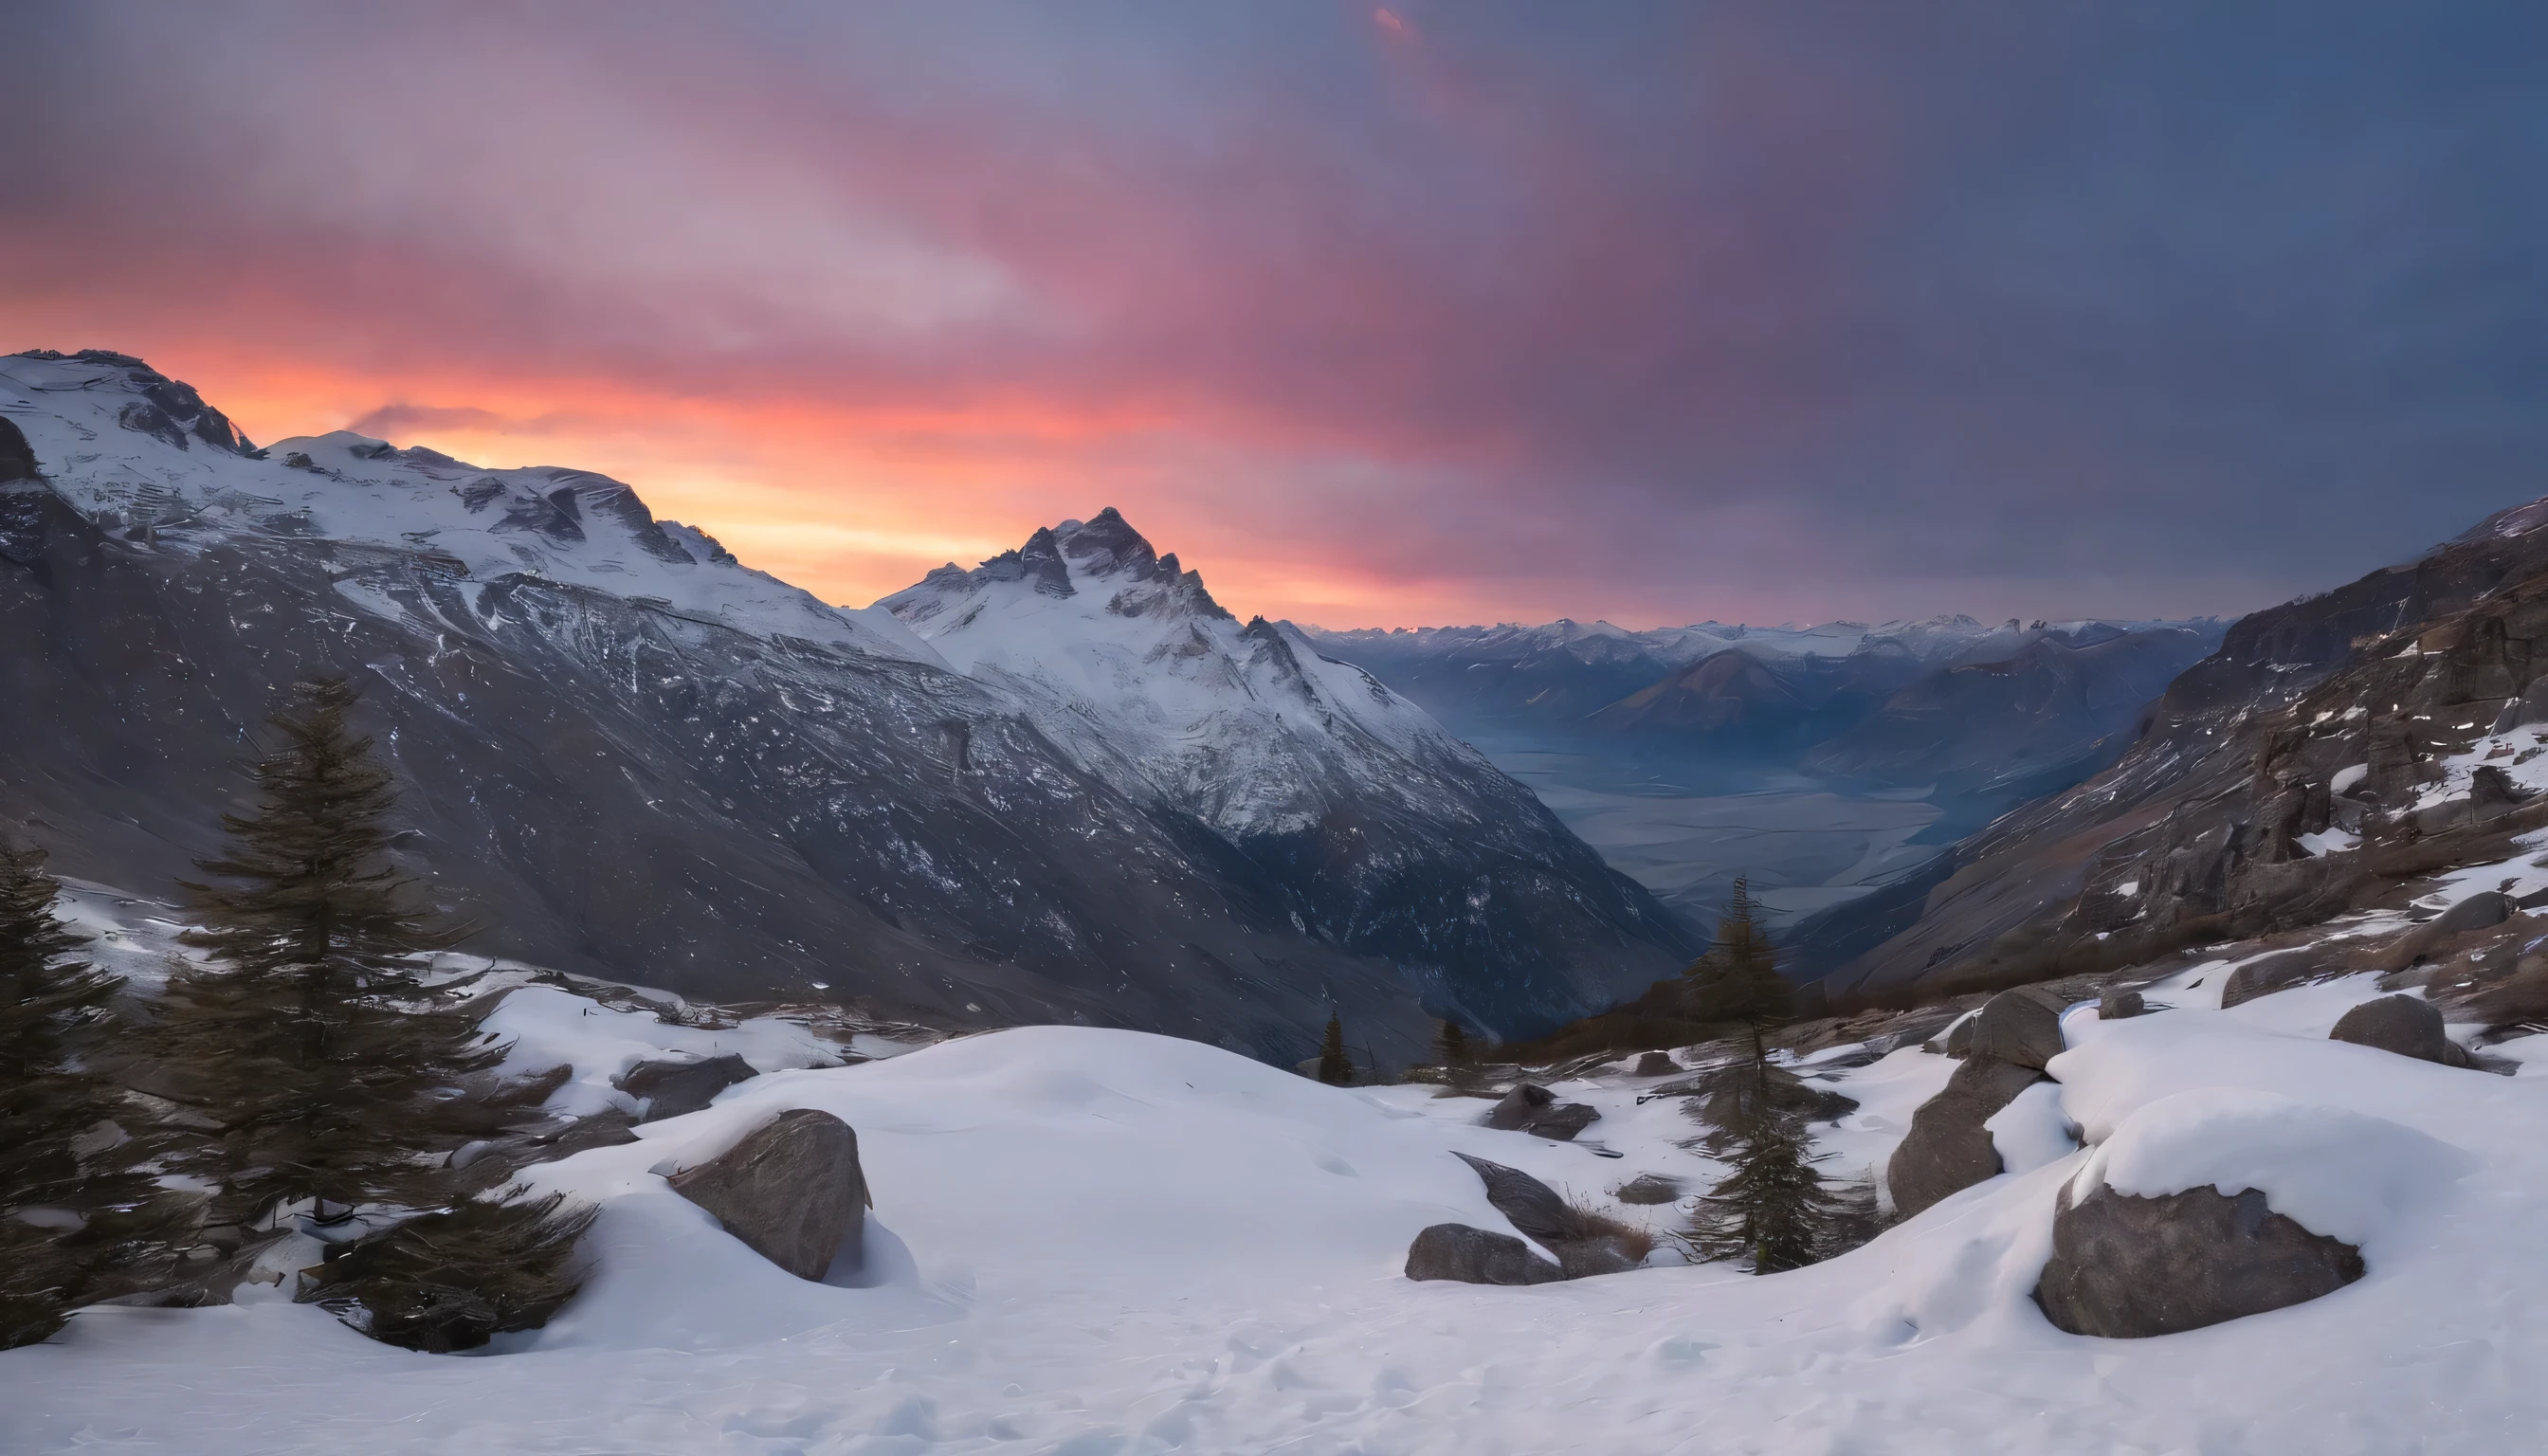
11, 960, 2548, 1453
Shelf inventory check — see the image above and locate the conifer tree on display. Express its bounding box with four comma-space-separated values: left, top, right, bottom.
1432, 1016, 1470, 1069
1685, 1109, 1871, 1274
1317, 1012, 1352, 1085
1682, 876, 1793, 1065
0, 840, 181, 1347
147, 679, 532, 1254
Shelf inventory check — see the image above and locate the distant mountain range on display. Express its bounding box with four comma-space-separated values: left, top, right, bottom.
0, 349, 1693, 1060
1297, 612, 2225, 968
1816, 490, 2548, 1003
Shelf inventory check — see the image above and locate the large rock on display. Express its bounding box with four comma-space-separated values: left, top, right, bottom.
666, 1108, 869, 1280
2034, 1181, 2365, 1338
1483, 1083, 1556, 1130
1965, 987, 2067, 1069
618, 1053, 758, 1121
1404, 1224, 1563, 1285
1613, 1173, 1683, 1206
2329, 994, 2471, 1067
1447, 1153, 1642, 1279
1454, 1152, 1579, 1244
1885, 1056, 2047, 1219
1525, 1102, 1601, 1140
1632, 1051, 1680, 1077
2098, 988, 2147, 1020
2219, 950, 2326, 1009
1483, 1082, 1600, 1139
2431, 890, 2512, 937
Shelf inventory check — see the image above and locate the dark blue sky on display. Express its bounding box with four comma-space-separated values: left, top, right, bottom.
8, 2, 2546, 626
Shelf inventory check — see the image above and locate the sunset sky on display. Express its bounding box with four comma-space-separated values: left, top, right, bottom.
9, 3, 2547, 628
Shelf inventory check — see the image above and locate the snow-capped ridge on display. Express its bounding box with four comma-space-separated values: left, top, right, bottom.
0, 349, 938, 665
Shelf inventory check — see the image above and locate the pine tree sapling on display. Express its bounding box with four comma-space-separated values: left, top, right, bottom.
1317, 1013, 1353, 1086
298, 1191, 597, 1353
0, 840, 181, 1348
1682, 876, 1794, 1065
1686, 1113, 1870, 1274
147, 679, 541, 1258
1433, 1017, 1470, 1069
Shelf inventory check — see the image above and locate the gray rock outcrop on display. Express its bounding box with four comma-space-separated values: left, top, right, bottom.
2098, 988, 2147, 1020
1483, 1083, 1602, 1139
2432, 890, 2511, 937
667, 1108, 870, 1280
1632, 1051, 1680, 1077
618, 1053, 758, 1121
1885, 1056, 2048, 1219
2328, 994, 2472, 1067
1965, 987, 2068, 1068
1613, 1173, 1683, 1206
2034, 1181, 2365, 1337
1404, 1224, 1563, 1284
2219, 950, 2326, 1009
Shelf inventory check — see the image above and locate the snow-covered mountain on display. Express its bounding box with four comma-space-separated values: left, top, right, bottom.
882, 511, 1484, 836
0, 350, 1692, 1057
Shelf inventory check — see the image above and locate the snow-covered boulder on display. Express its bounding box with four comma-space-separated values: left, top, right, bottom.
2034, 1089, 2470, 1337
1886, 1056, 2047, 1218
665, 1109, 870, 1280
2036, 1182, 2363, 1338
2328, 995, 2471, 1068
1404, 1224, 1564, 1285
1966, 986, 2067, 1069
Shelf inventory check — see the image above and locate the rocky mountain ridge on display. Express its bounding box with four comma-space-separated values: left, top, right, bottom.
0, 349, 1692, 1059
1825, 492, 2548, 1002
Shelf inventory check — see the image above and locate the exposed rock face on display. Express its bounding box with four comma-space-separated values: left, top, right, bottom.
667, 1109, 869, 1280
2035, 1182, 2365, 1338
1481, 1083, 1600, 1138
1447, 1153, 1640, 1279
1404, 1224, 1563, 1285
1483, 1083, 1556, 1130
2098, 989, 2147, 1020
2432, 891, 2511, 937
1822, 490, 2548, 1003
1613, 1173, 1683, 1205
1965, 986, 2068, 1068
1454, 1153, 1579, 1245
1886, 1057, 2048, 1219
1632, 1051, 1680, 1077
2329, 995, 2469, 1067
618, 1053, 758, 1121
2220, 950, 2330, 1010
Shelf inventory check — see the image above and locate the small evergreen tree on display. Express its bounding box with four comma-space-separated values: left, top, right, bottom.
1685, 1110, 1871, 1273
0, 840, 185, 1347
147, 680, 536, 1262
1317, 1012, 1352, 1085
1433, 1016, 1470, 1069
1682, 876, 1793, 1065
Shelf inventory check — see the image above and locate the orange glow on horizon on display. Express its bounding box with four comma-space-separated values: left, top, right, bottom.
9, 331, 1577, 628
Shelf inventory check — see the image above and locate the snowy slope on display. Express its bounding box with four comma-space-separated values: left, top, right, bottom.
7, 967, 2544, 1453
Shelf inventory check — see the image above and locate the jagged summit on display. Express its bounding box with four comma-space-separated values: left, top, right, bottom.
901, 507, 1217, 619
